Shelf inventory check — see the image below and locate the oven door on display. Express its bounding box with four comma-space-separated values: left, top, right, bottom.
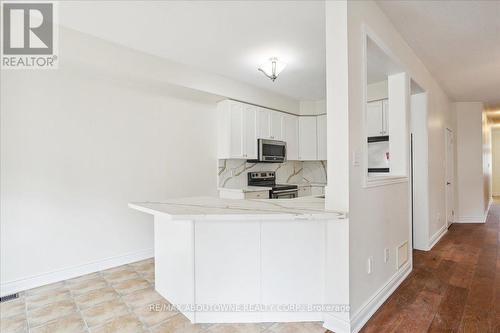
271, 189, 298, 199
258, 139, 286, 162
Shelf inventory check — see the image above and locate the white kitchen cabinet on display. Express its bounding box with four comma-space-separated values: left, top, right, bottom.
310, 185, 325, 196
282, 114, 299, 160
219, 189, 270, 200
257, 108, 271, 139
217, 100, 257, 159
218, 100, 325, 161
298, 117, 317, 160
257, 108, 282, 140
270, 112, 283, 140
316, 115, 327, 160
367, 99, 388, 137
243, 104, 258, 159
298, 185, 312, 197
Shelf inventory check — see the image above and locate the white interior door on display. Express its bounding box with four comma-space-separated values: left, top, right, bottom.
445, 128, 454, 227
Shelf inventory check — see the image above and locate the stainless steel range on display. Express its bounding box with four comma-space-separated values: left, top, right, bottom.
247, 171, 298, 199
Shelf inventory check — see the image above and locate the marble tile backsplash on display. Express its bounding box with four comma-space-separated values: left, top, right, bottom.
218, 160, 327, 188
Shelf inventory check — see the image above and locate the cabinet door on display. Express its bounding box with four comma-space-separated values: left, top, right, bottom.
270, 111, 283, 140
382, 99, 389, 135
229, 102, 244, 158
283, 114, 299, 160
257, 108, 271, 139
316, 115, 327, 160
298, 117, 317, 160
367, 100, 384, 137
243, 105, 257, 159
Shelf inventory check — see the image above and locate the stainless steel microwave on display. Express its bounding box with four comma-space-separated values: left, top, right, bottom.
258, 139, 286, 163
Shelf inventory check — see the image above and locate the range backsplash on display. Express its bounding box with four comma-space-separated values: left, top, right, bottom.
218, 160, 327, 188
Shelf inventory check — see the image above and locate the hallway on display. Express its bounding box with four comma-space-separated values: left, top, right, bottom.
360, 198, 500, 332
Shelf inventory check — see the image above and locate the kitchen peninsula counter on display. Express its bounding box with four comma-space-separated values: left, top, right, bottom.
129, 196, 348, 325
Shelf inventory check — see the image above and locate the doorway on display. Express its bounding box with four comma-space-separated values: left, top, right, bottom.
445, 128, 455, 227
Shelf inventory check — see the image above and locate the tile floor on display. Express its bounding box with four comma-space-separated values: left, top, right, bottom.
0, 258, 326, 333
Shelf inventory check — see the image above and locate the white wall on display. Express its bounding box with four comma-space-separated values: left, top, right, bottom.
454, 102, 487, 222
325, 1, 452, 331
492, 128, 500, 196
411, 93, 430, 251
0, 27, 298, 295
367, 80, 388, 102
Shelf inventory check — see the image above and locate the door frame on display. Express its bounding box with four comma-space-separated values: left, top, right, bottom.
445, 127, 454, 227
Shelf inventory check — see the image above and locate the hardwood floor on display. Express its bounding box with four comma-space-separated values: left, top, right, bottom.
358, 198, 500, 333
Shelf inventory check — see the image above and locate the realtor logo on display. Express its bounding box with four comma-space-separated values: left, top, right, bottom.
1, 2, 58, 69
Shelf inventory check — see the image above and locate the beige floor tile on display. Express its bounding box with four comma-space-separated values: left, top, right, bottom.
132, 262, 154, 275
26, 289, 72, 311
68, 277, 108, 296
102, 270, 139, 284
101, 265, 134, 277
207, 323, 271, 333
268, 322, 325, 333
81, 299, 129, 327
65, 272, 101, 287
0, 298, 25, 319
30, 313, 86, 333
134, 301, 178, 327
143, 274, 155, 285
150, 313, 210, 333
0, 312, 28, 333
121, 288, 163, 309
111, 278, 149, 296
26, 282, 65, 296
27, 300, 77, 328
129, 258, 154, 268
74, 287, 119, 310
90, 313, 146, 333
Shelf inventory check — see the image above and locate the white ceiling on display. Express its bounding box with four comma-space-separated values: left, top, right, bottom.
59, 1, 326, 101
377, 0, 500, 108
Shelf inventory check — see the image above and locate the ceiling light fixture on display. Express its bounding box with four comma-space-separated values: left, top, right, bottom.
258, 57, 286, 82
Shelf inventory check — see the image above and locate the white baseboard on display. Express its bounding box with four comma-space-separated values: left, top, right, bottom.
1, 248, 154, 297
427, 225, 448, 250
323, 313, 351, 333
348, 262, 412, 333
454, 216, 486, 223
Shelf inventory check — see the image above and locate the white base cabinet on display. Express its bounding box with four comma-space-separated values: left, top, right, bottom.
154, 215, 327, 324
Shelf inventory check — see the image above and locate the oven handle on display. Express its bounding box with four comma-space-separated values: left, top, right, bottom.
272, 189, 299, 194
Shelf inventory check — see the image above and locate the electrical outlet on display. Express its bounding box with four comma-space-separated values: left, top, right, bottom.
384, 248, 390, 263
367, 256, 373, 274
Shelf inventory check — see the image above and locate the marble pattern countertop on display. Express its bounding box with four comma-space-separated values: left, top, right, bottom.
217, 186, 272, 193
129, 196, 346, 221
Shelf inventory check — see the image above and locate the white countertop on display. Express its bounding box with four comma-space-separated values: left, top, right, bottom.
217, 186, 272, 193
287, 182, 327, 187
129, 196, 345, 221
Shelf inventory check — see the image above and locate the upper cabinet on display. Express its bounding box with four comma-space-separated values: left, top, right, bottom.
257, 108, 283, 140
367, 99, 389, 137
282, 114, 299, 161
298, 117, 317, 161
217, 100, 325, 161
316, 115, 327, 161
217, 100, 257, 159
